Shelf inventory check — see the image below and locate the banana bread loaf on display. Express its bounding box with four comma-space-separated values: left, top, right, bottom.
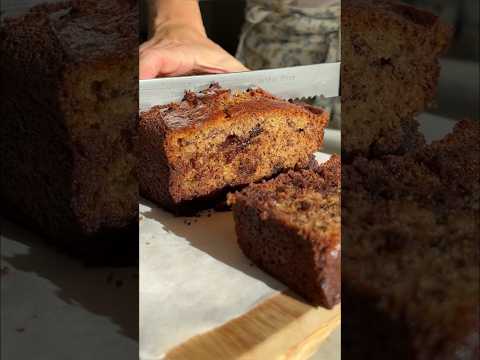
228, 155, 341, 308
0, 0, 138, 244
139, 84, 328, 214
342, 120, 479, 359
342, 0, 451, 157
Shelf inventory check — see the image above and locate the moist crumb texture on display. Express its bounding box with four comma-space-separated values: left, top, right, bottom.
139, 84, 329, 214
0, 0, 138, 243
229, 155, 341, 308
342, 120, 480, 359
342, 0, 451, 158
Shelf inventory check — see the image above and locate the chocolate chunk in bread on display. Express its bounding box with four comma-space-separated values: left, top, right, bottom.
139, 84, 328, 214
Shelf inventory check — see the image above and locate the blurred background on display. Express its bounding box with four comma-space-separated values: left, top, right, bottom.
405, 0, 479, 120
140, 0, 247, 56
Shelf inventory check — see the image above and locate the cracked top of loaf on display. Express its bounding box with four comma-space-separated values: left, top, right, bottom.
1, 0, 137, 65
140, 83, 328, 133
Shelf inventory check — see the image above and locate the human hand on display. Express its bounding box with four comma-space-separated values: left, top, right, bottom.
139, 23, 248, 79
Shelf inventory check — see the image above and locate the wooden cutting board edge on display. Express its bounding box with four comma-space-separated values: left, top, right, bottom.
165, 291, 341, 360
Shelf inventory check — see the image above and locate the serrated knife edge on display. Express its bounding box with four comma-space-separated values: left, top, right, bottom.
140, 62, 340, 111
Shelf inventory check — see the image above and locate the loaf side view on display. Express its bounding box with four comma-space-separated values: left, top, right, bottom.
139, 84, 328, 214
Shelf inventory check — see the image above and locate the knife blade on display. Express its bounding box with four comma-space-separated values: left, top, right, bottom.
139, 62, 340, 111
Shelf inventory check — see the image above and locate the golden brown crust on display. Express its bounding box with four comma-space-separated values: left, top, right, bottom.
140, 84, 326, 134
229, 156, 341, 308
139, 84, 328, 214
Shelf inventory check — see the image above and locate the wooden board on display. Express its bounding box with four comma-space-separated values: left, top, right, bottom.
166, 291, 340, 360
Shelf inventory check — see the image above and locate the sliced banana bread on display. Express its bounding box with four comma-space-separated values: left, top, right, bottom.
139, 84, 328, 214
228, 155, 341, 308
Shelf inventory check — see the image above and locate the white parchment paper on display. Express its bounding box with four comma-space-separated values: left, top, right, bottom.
139, 149, 336, 360
139, 206, 285, 360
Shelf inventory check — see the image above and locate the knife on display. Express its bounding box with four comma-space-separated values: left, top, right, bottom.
139, 62, 340, 111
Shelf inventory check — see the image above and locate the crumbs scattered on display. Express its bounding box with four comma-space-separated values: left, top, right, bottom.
179, 207, 225, 226
204, 209, 216, 218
